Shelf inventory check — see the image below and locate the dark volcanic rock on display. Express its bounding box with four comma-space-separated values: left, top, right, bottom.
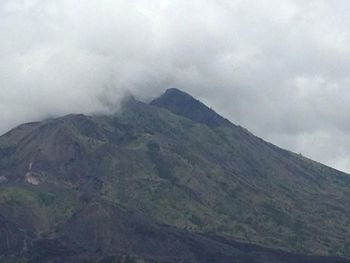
21, 201, 350, 263
151, 88, 231, 127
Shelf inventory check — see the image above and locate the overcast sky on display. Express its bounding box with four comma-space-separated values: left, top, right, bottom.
1, 0, 350, 172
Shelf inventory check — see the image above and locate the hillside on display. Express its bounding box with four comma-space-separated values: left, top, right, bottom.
1, 186, 348, 263
0, 88, 350, 261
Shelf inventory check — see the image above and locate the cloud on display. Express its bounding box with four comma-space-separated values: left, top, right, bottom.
1, 0, 350, 172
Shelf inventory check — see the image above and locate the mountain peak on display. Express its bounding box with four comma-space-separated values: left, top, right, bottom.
150, 88, 231, 128
162, 87, 193, 97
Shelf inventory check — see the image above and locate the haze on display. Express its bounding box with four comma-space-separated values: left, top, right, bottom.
1, 0, 350, 172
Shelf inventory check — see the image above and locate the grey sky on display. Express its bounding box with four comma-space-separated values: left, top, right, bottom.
1, 0, 350, 172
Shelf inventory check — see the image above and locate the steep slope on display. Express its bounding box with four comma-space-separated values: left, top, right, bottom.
0, 89, 350, 258
150, 88, 231, 127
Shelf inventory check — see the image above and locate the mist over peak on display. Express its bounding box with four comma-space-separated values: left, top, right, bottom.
2, 1, 350, 172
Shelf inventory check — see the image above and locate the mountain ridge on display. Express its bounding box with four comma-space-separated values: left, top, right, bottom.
0, 88, 350, 261
150, 88, 232, 128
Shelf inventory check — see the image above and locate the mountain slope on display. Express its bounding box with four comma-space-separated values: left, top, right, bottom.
150, 88, 231, 127
0, 89, 350, 259
2, 194, 348, 263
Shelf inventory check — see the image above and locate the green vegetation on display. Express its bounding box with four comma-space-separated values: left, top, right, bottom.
0, 185, 77, 233
0, 89, 350, 259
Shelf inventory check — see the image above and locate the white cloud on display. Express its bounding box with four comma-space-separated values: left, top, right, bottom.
1, 0, 350, 172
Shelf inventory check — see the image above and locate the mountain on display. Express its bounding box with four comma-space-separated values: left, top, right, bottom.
150, 88, 231, 127
0, 88, 350, 262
